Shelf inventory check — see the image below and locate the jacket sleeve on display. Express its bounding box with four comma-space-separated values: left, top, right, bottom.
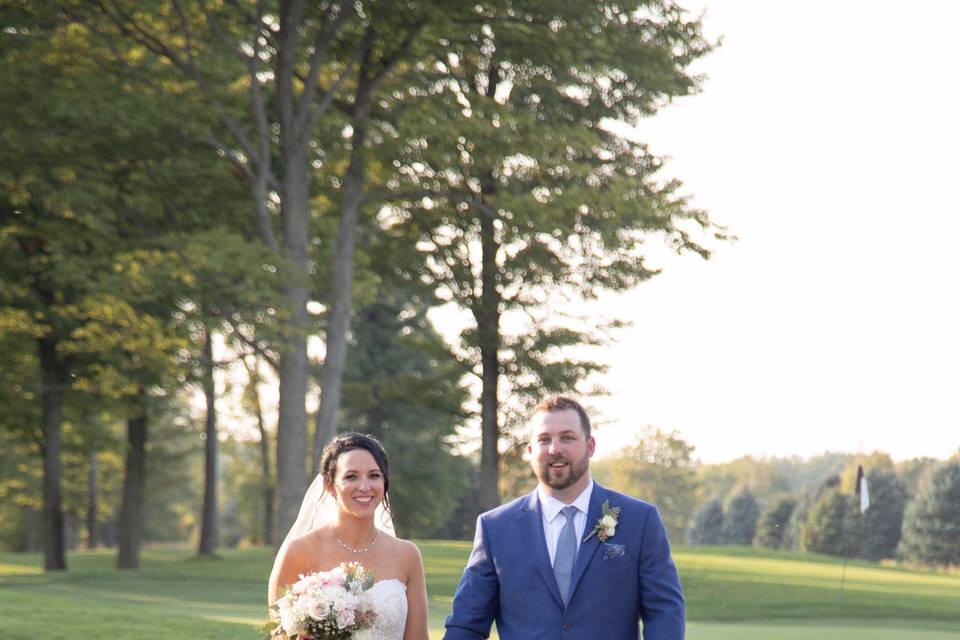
443, 515, 499, 640
637, 506, 685, 640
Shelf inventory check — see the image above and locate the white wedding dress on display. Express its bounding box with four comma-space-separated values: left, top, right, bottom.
366, 579, 407, 640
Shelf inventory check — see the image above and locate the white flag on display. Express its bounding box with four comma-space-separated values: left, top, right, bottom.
856, 465, 870, 513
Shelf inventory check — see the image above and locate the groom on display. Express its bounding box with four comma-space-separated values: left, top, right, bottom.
444, 395, 685, 639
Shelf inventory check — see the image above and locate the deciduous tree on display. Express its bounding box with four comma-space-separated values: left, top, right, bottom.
382, 1, 721, 510
593, 427, 698, 542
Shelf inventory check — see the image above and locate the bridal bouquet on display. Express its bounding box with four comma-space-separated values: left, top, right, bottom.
266, 562, 377, 640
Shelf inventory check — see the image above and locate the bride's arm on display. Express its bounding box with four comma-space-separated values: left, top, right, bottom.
268, 537, 309, 605
402, 541, 430, 640
269, 540, 316, 640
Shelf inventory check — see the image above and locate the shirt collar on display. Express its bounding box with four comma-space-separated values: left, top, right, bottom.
538, 479, 594, 523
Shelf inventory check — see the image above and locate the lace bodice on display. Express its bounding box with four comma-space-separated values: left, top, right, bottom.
366, 579, 407, 640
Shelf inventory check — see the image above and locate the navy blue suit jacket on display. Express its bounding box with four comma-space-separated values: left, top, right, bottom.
443, 483, 685, 640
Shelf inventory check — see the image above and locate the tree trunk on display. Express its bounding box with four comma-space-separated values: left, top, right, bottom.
117, 393, 147, 569
475, 66, 504, 513
38, 336, 67, 571
248, 357, 274, 546
87, 451, 98, 549
477, 209, 502, 512
274, 3, 312, 543
312, 96, 371, 474
274, 213, 310, 542
198, 327, 219, 556
259, 428, 274, 548
274, 217, 310, 530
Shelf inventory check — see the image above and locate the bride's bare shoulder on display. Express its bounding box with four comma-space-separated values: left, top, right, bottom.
383, 535, 424, 569
282, 527, 333, 560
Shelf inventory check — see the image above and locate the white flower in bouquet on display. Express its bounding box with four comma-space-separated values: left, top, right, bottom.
266, 562, 377, 640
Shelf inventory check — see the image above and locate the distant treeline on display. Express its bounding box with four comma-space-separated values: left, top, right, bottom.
5, 414, 957, 571
591, 430, 960, 567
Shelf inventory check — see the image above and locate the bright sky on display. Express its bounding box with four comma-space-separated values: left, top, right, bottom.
589, 0, 960, 463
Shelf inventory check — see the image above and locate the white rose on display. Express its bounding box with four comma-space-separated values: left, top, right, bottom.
308, 597, 331, 621
333, 592, 359, 614
601, 514, 617, 528
335, 604, 356, 628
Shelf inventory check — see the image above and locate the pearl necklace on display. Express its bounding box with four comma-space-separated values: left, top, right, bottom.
335, 530, 379, 554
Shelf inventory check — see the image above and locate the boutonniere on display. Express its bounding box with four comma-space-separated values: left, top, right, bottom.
584, 500, 621, 542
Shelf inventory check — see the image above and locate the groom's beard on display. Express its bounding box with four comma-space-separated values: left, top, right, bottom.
536, 453, 589, 491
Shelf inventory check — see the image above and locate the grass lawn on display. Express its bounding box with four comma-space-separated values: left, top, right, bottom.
1, 543, 957, 639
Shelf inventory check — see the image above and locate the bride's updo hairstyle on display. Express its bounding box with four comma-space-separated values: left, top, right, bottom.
319, 432, 392, 515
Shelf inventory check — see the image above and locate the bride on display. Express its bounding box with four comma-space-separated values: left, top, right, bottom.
268, 433, 429, 640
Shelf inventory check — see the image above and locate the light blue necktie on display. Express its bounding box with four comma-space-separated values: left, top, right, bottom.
553, 505, 578, 606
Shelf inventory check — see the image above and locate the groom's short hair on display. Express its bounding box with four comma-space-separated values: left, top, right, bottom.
534, 395, 591, 438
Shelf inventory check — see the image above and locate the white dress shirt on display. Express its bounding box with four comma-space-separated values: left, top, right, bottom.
538, 479, 594, 566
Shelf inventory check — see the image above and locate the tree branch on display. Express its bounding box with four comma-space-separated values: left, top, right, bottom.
95, 1, 265, 183
246, 0, 277, 251
296, 0, 350, 128
302, 33, 368, 135
202, 134, 280, 251
195, 0, 249, 62
71, 14, 166, 93
227, 317, 279, 372
170, 0, 196, 71
366, 19, 425, 98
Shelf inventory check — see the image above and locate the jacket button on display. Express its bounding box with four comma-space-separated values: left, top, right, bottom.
563, 624, 572, 631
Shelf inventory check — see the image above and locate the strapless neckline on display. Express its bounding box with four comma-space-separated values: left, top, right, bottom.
370, 578, 406, 590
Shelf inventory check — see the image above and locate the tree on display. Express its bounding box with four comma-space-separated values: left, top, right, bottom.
3, 1, 271, 568
338, 239, 471, 538
161, 230, 281, 556
197, 327, 219, 556
899, 461, 960, 567
839, 453, 894, 493
696, 456, 793, 503
777, 452, 852, 495
593, 427, 699, 542
722, 487, 759, 546
384, 1, 720, 511
753, 496, 796, 549
783, 474, 840, 551
0, 364, 43, 551
69, 0, 458, 542
0, 11, 175, 568
801, 488, 856, 557
688, 498, 725, 546
855, 468, 906, 561
240, 353, 275, 546
896, 457, 940, 496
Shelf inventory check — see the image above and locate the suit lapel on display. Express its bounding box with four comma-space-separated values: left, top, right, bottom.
518, 491, 564, 608
568, 483, 607, 603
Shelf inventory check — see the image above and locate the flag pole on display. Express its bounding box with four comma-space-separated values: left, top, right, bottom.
835, 535, 851, 625
836, 465, 869, 626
